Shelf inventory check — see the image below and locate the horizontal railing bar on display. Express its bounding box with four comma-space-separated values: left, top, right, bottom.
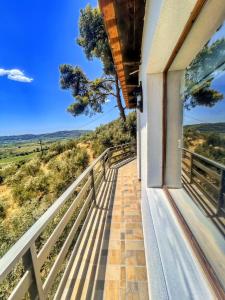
94, 169, 104, 187
192, 169, 219, 193
183, 148, 225, 171
111, 151, 133, 160
0, 142, 135, 298
95, 172, 104, 198
94, 163, 103, 175
37, 176, 92, 268
8, 270, 33, 300
182, 168, 190, 178
43, 188, 93, 293
193, 159, 220, 180
181, 162, 190, 171
0, 148, 111, 281
96, 177, 104, 198
192, 177, 217, 205
54, 168, 114, 299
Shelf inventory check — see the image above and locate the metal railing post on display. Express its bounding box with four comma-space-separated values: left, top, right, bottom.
189, 152, 193, 184
108, 150, 112, 167
102, 155, 106, 181
90, 169, 96, 205
217, 170, 225, 215
22, 246, 45, 300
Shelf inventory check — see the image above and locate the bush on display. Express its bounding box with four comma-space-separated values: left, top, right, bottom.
20, 159, 41, 177
84, 111, 136, 156
49, 142, 65, 155
0, 199, 6, 219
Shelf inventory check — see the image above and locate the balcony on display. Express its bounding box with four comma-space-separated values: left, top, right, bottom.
0, 144, 224, 299
0, 144, 149, 299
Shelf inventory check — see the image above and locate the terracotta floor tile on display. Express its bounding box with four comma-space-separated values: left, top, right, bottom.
120, 288, 126, 300
126, 222, 143, 230
126, 228, 144, 240
105, 265, 121, 280
104, 280, 120, 300
108, 249, 122, 265
107, 239, 121, 250
110, 222, 121, 229
109, 229, 121, 240
125, 250, 146, 266
125, 281, 149, 300
126, 266, 147, 281
126, 240, 145, 251
125, 215, 142, 222
111, 215, 122, 222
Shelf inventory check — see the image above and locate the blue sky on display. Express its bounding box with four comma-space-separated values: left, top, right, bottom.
1, 1, 225, 136
183, 22, 225, 125
183, 72, 225, 125
0, 0, 120, 135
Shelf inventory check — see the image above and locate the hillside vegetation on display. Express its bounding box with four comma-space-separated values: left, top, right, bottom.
184, 122, 225, 134
0, 112, 136, 258
0, 129, 91, 145
184, 122, 225, 164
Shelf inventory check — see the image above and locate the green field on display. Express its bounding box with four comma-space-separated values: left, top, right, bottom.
0, 141, 49, 166
0, 139, 77, 166
0, 130, 92, 166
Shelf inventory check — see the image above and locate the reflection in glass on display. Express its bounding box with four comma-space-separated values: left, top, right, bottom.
181, 22, 225, 291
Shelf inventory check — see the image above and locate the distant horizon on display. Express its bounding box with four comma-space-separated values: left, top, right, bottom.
0, 120, 225, 138
0, 128, 92, 138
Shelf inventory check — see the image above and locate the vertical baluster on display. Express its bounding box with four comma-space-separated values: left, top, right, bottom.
218, 170, 225, 215
108, 150, 112, 167
23, 245, 44, 300
90, 169, 96, 205
102, 155, 106, 181
189, 152, 193, 184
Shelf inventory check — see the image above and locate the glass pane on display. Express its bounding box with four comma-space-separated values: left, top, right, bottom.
182, 22, 225, 291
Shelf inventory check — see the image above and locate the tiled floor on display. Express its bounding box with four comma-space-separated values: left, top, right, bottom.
96, 160, 149, 299
62, 159, 149, 299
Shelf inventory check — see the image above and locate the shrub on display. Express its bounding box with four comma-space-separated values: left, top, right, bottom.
0, 199, 6, 219
20, 159, 41, 177
49, 142, 65, 155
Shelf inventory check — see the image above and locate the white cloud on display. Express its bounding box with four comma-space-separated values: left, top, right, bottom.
0, 68, 33, 83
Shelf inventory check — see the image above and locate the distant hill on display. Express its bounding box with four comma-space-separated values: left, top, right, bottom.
184, 122, 225, 134
0, 130, 91, 145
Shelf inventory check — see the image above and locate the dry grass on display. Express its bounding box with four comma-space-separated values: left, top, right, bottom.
0, 184, 19, 222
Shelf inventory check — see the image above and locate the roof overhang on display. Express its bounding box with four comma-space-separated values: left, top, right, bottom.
99, 0, 146, 108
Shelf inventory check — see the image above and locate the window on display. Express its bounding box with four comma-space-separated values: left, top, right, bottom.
181, 23, 225, 290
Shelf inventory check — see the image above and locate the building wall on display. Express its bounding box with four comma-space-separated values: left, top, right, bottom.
138, 0, 225, 298
138, 0, 225, 189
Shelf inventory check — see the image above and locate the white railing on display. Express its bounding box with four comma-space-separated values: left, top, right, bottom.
182, 148, 225, 215
0, 143, 136, 300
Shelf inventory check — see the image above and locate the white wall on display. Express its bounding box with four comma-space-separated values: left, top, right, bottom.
136, 110, 141, 180
165, 70, 184, 188
139, 0, 198, 188
139, 0, 225, 189
137, 0, 225, 297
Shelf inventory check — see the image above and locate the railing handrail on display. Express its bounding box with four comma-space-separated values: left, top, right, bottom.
182, 148, 225, 172
0, 143, 135, 283
0, 149, 108, 281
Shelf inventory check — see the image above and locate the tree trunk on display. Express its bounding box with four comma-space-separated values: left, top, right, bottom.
115, 73, 126, 122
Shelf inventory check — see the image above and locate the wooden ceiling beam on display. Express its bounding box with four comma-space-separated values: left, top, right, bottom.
99, 0, 145, 108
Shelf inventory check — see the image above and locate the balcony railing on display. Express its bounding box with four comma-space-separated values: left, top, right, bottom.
182, 148, 225, 216
0, 143, 136, 300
